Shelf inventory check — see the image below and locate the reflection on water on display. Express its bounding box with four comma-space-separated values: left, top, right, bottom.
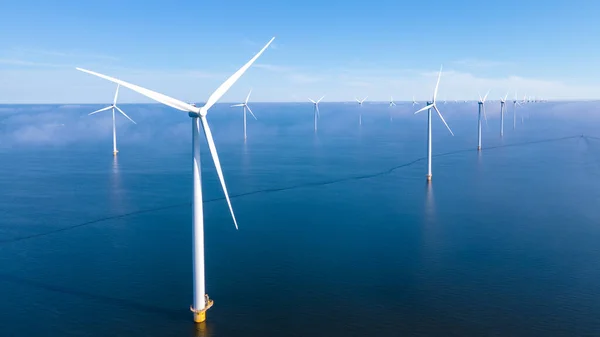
109, 156, 125, 214
194, 322, 212, 337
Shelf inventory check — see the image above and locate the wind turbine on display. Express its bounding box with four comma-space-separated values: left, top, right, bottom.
231, 89, 257, 140
412, 96, 419, 106
477, 90, 490, 150
499, 92, 508, 137
88, 84, 136, 156
414, 65, 454, 182
76, 37, 275, 324
389, 96, 396, 122
355, 96, 367, 125
512, 91, 521, 130
309, 95, 325, 131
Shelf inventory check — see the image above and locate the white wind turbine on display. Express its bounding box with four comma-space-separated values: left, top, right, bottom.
414, 65, 454, 181
389, 96, 396, 121
231, 89, 257, 140
76, 37, 275, 324
512, 91, 522, 130
309, 95, 325, 131
88, 84, 136, 155
412, 96, 419, 106
499, 91, 508, 137
355, 96, 367, 125
477, 90, 490, 150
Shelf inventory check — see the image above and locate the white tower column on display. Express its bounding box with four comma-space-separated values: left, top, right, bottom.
191, 116, 209, 323
500, 102, 504, 137
477, 102, 482, 150
426, 103, 432, 181
112, 108, 118, 156
243, 106, 247, 140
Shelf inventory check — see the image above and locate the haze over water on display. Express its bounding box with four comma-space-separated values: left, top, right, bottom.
1, 101, 600, 336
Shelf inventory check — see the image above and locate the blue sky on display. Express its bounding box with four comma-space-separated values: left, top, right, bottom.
1, 0, 599, 103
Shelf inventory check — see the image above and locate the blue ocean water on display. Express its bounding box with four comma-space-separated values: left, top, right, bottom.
1, 101, 600, 336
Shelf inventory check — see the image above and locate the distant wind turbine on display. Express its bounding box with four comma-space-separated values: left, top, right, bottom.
414, 65, 454, 182
76, 37, 275, 324
389, 96, 396, 121
88, 84, 136, 156
477, 90, 490, 150
231, 89, 257, 140
499, 92, 508, 137
412, 96, 419, 106
356, 96, 367, 125
309, 95, 325, 131
512, 91, 521, 130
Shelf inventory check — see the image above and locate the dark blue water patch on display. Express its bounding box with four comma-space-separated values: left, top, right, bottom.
1, 102, 600, 336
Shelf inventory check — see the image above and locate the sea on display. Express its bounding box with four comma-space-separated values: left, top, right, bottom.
1, 101, 599, 336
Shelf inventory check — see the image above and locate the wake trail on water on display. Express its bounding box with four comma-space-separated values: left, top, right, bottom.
0, 134, 584, 244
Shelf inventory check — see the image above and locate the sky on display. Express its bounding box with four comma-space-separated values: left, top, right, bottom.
1, 0, 600, 103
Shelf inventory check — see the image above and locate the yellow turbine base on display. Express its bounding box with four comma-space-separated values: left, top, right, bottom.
191, 295, 214, 323
113, 150, 119, 156
426, 174, 432, 181
477, 146, 481, 151
193, 311, 206, 323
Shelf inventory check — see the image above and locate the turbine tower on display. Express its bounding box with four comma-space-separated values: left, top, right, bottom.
499, 92, 508, 137
477, 90, 490, 150
77, 37, 275, 324
87, 84, 136, 156
355, 96, 367, 125
414, 65, 454, 182
309, 95, 325, 131
231, 89, 257, 140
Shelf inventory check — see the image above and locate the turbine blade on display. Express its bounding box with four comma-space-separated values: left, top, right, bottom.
115, 105, 137, 124
309, 98, 316, 104
203, 37, 275, 112
414, 104, 434, 114
88, 105, 113, 115
433, 105, 454, 136
433, 65, 442, 102
483, 89, 490, 102
478, 92, 482, 102
200, 116, 238, 230
231, 103, 245, 107
362, 96, 368, 103
113, 84, 120, 105
245, 89, 252, 105
246, 105, 257, 120
317, 95, 325, 103
355, 97, 361, 103
76, 68, 198, 113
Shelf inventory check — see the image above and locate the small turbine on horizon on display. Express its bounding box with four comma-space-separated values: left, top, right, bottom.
356, 96, 368, 125
512, 91, 522, 130
76, 37, 275, 324
412, 96, 419, 106
389, 96, 396, 121
88, 84, 136, 156
231, 89, 257, 140
499, 92, 508, 137
414, 65, 454, 182
477, 90, 490, 151
309, 95, 325, 131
